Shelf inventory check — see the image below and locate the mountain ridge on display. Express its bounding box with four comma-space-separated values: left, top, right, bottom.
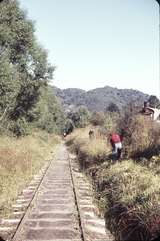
51, 85, 149, 112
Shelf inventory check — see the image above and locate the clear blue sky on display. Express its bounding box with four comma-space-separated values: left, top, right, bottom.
19, 0, 159, 96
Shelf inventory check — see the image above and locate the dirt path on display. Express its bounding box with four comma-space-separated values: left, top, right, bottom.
0, 143, 113, 241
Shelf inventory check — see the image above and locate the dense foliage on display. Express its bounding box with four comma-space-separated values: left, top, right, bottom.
67, 106, 90, 128
90, 111, 106, 126
0, 0, 65, 135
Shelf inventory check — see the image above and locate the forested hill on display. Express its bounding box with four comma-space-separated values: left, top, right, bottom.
51, 85, 149, 111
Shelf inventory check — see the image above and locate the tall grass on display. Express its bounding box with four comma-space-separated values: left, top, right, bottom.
66, 127, 110, 167
95, 160, 160, 240
0, 131, 59, 217
67, 125, 160, 240
119, 114, 160, 158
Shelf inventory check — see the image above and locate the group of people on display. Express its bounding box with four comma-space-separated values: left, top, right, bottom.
89, 130, 123, 160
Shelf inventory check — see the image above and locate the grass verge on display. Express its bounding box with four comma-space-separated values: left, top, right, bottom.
0, 130, 59, 218
67, 127, 160, 241
66, 127, 110, 168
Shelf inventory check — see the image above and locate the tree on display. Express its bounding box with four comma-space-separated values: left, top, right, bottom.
90, 111, 105, 126
67, 111, 80, 128
0, 51, 20, 118
76, 106, 90, 127
106, 102, 120, 113
148, 95, 160, 108
0, 0, 55, 135
66, 106, 90, 128
31, 86, 65, 134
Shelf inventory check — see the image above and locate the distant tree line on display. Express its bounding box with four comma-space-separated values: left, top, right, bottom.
64, 106, 90, 134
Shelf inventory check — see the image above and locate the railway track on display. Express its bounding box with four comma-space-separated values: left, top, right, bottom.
0, 143, 113, 241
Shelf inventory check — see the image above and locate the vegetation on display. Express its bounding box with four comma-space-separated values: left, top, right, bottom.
118, 113, 160, 158
0, 131, 59, 218
52, 85, 148, 112
35, 86, 65, 134
63, 106, 90, 135
90, 111, 106, 126
0, 0, 64, 219
148, 95, 160, 108
66, 127, 110, 167
66, 110, 160, 240
0, 0, 65, 136
95, 161, 160, 241
105, 102, 120, 113
1, 1, 160, 240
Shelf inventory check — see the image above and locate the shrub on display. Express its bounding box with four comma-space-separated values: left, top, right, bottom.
90, 111, 106, 126
106, 102, 120, 113
98, 112, 120, 137
9, 117, 30, 136
66, 107, 90, 129
119, 114, 160, 158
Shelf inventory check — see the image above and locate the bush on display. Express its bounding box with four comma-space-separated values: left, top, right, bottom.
98, 112, 120, 137
66, 106, 90, 129
90, 111, 106, 126
119, 114, 160, 158
9, 117, 30, 137
106, 102, 120, 113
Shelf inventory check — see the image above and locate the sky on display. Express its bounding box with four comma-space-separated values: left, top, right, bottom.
19, 0, 159, 96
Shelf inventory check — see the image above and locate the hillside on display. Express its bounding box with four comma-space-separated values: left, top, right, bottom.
51, 85, 149, 111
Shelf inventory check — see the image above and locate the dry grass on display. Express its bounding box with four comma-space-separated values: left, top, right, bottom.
67, 125, 160, 240
0, 131, 59, 218
92, 160, 160, 240
97, 160, 160, 210
66, 127, 110, 166
80, 138, 109, 159
119, 114, 160, 158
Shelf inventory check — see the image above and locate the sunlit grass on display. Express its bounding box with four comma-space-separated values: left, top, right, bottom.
97, 160, 160, 215
0, 131, 59, 217
67, 126, 110, 165
67, 125, 160, 238
80, 138, 109, 159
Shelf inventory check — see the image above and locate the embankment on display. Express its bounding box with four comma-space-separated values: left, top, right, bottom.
66, 127, 160, 241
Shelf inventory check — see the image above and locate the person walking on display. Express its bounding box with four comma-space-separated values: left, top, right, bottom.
63, 131, 67, 139
110, 133, 122, 160
89, 130, 94, 139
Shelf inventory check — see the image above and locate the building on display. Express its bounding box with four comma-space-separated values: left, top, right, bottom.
141, 102, 160, 121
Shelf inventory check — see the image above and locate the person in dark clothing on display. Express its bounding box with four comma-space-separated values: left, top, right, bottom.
89, 130, 94, 139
